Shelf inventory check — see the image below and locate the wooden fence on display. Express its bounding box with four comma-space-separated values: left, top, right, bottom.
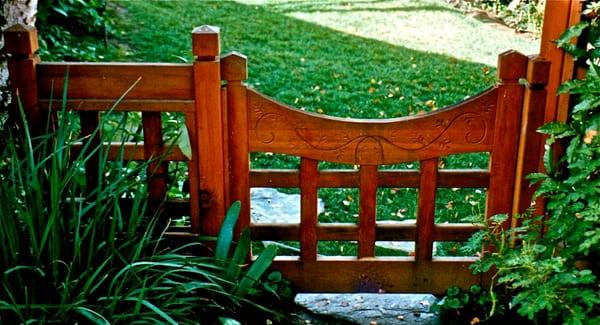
4, 24, 550, 294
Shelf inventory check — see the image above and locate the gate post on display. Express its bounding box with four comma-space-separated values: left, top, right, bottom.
512, 56, 550, 221
192, 26, 227, 236
221, 52, 250, 236
4, 24, 40, 130
487, 51, 527, 226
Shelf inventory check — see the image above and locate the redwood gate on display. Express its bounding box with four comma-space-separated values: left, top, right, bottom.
5, 24, 550, 294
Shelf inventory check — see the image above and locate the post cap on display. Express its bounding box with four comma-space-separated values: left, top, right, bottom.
4, 23, 39, 56
192, 25, 220, 58
497, 50, 528, 80
526, 55, 550, 86
221, 52, 248, 81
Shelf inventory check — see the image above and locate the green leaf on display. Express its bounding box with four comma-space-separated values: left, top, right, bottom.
215, 201, 242, 261
177, 124, 193, 160
74, 307, 110, 325
538, 122, 575, 137
225, 228, 251, 280
556, 22, 589, 48
234, 244, 277, 297
219, 317, 242, 325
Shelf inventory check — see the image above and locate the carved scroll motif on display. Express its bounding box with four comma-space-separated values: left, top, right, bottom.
248, 88, 497, 165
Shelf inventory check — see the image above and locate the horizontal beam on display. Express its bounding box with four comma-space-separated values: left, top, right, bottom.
40, 99, 194, 112
250, 222, 482, 241
269, 257, 481, 294
250, 169, 489, 188
38, 62, 194, 100
71, 142, 188, 161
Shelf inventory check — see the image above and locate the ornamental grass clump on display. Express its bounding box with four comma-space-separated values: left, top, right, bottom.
0, 79, 281, 324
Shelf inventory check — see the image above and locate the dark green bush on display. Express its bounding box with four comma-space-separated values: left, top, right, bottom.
37, 0, 113, 60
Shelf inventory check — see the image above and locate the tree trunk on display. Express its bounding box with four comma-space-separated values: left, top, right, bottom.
1, 0, 38, 114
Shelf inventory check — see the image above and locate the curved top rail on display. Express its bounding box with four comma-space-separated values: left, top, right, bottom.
247, 87, 498, 165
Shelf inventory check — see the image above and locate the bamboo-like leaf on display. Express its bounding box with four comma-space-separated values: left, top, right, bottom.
74, 307, 110, 325
225, 228, 251, 281
234, 245, 277, 297
215, 201, 241, 261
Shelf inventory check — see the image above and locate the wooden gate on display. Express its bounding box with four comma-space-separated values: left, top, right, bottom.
4, 24, 550, 294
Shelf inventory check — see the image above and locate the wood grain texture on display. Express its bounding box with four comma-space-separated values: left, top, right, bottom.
269, 257, 481, 294
248, 88, 497, 165
143, 112, 168, 217
71, 142, 187, 161
513, 56, 550, 219
4, 24, 39, 56
40, 99, 194, 112
358, 165, 378, 258
224, 54, 250, 235
250, 223, 481, 242
79, 111, 101, 192
487, 51, 527, 223
250, 169, 489, 188
300, 158, 318, 262
416, 158, 438, 261
185, 112, 201, 233
37, 63, 194, 100
194, 58, 226, 236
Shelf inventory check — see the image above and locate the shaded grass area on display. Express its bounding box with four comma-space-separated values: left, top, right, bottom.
101, 0, 502, 256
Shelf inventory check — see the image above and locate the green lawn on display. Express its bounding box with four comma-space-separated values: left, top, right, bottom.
92, 0, 537, 256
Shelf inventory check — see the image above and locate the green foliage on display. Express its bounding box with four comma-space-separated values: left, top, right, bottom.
432, 285, 517, 324
0, 81, 283, 323
37, 0, 114, 60
464, 2, 600, 323
464, 0, 545, 36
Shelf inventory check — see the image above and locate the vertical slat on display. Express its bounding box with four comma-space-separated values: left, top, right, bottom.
192, 26, 227, 236
300, 158, 318, 262
487, 51, 527, 226
185, 112, 201, 233
143, 112, 167, 218
4, 24, 40, 131
416, 158, 438, 262
358, 165, 378, 258
79, 112, 101, 192
222, 52, 250, 236
513, 56, 550, 221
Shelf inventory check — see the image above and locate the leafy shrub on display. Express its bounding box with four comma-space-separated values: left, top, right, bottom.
453, 0, 545, 36
37, 0, 113, 60
453, 2, 600, 323
0, 80, 282, 323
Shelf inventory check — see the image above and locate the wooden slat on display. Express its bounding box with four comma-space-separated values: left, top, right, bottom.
269, 257, 481, 294
185, 112, 201, 233
223, 52, 250, 236
193, 27, 227, 236
143, 112, 168, 216
40, 99, 194, 112
5, 25, 41, 132
248, 88, 497, 165
300, 158, 318, 262
223, 222, 483, 241
79, 111, 101, 191
513, 56, 550, 219
487, 51, 527, 223
358, 165, 378, 258
71, 142, 187, 161
416, 158, 438, 261
250, 169, 489, 188
37, 63, 194, 100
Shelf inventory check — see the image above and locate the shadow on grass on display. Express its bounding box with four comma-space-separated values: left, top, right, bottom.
261, 0, 461, 14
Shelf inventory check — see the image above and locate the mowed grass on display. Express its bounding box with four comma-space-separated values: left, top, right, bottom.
102, 0, 536, 256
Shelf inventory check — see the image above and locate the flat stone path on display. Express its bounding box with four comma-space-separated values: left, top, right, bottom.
294, 294, 440, 324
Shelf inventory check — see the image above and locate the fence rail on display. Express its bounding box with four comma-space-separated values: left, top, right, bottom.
4, 23, 550, 294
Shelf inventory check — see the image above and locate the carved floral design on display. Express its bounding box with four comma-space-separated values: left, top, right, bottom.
248, 89, 495, 164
